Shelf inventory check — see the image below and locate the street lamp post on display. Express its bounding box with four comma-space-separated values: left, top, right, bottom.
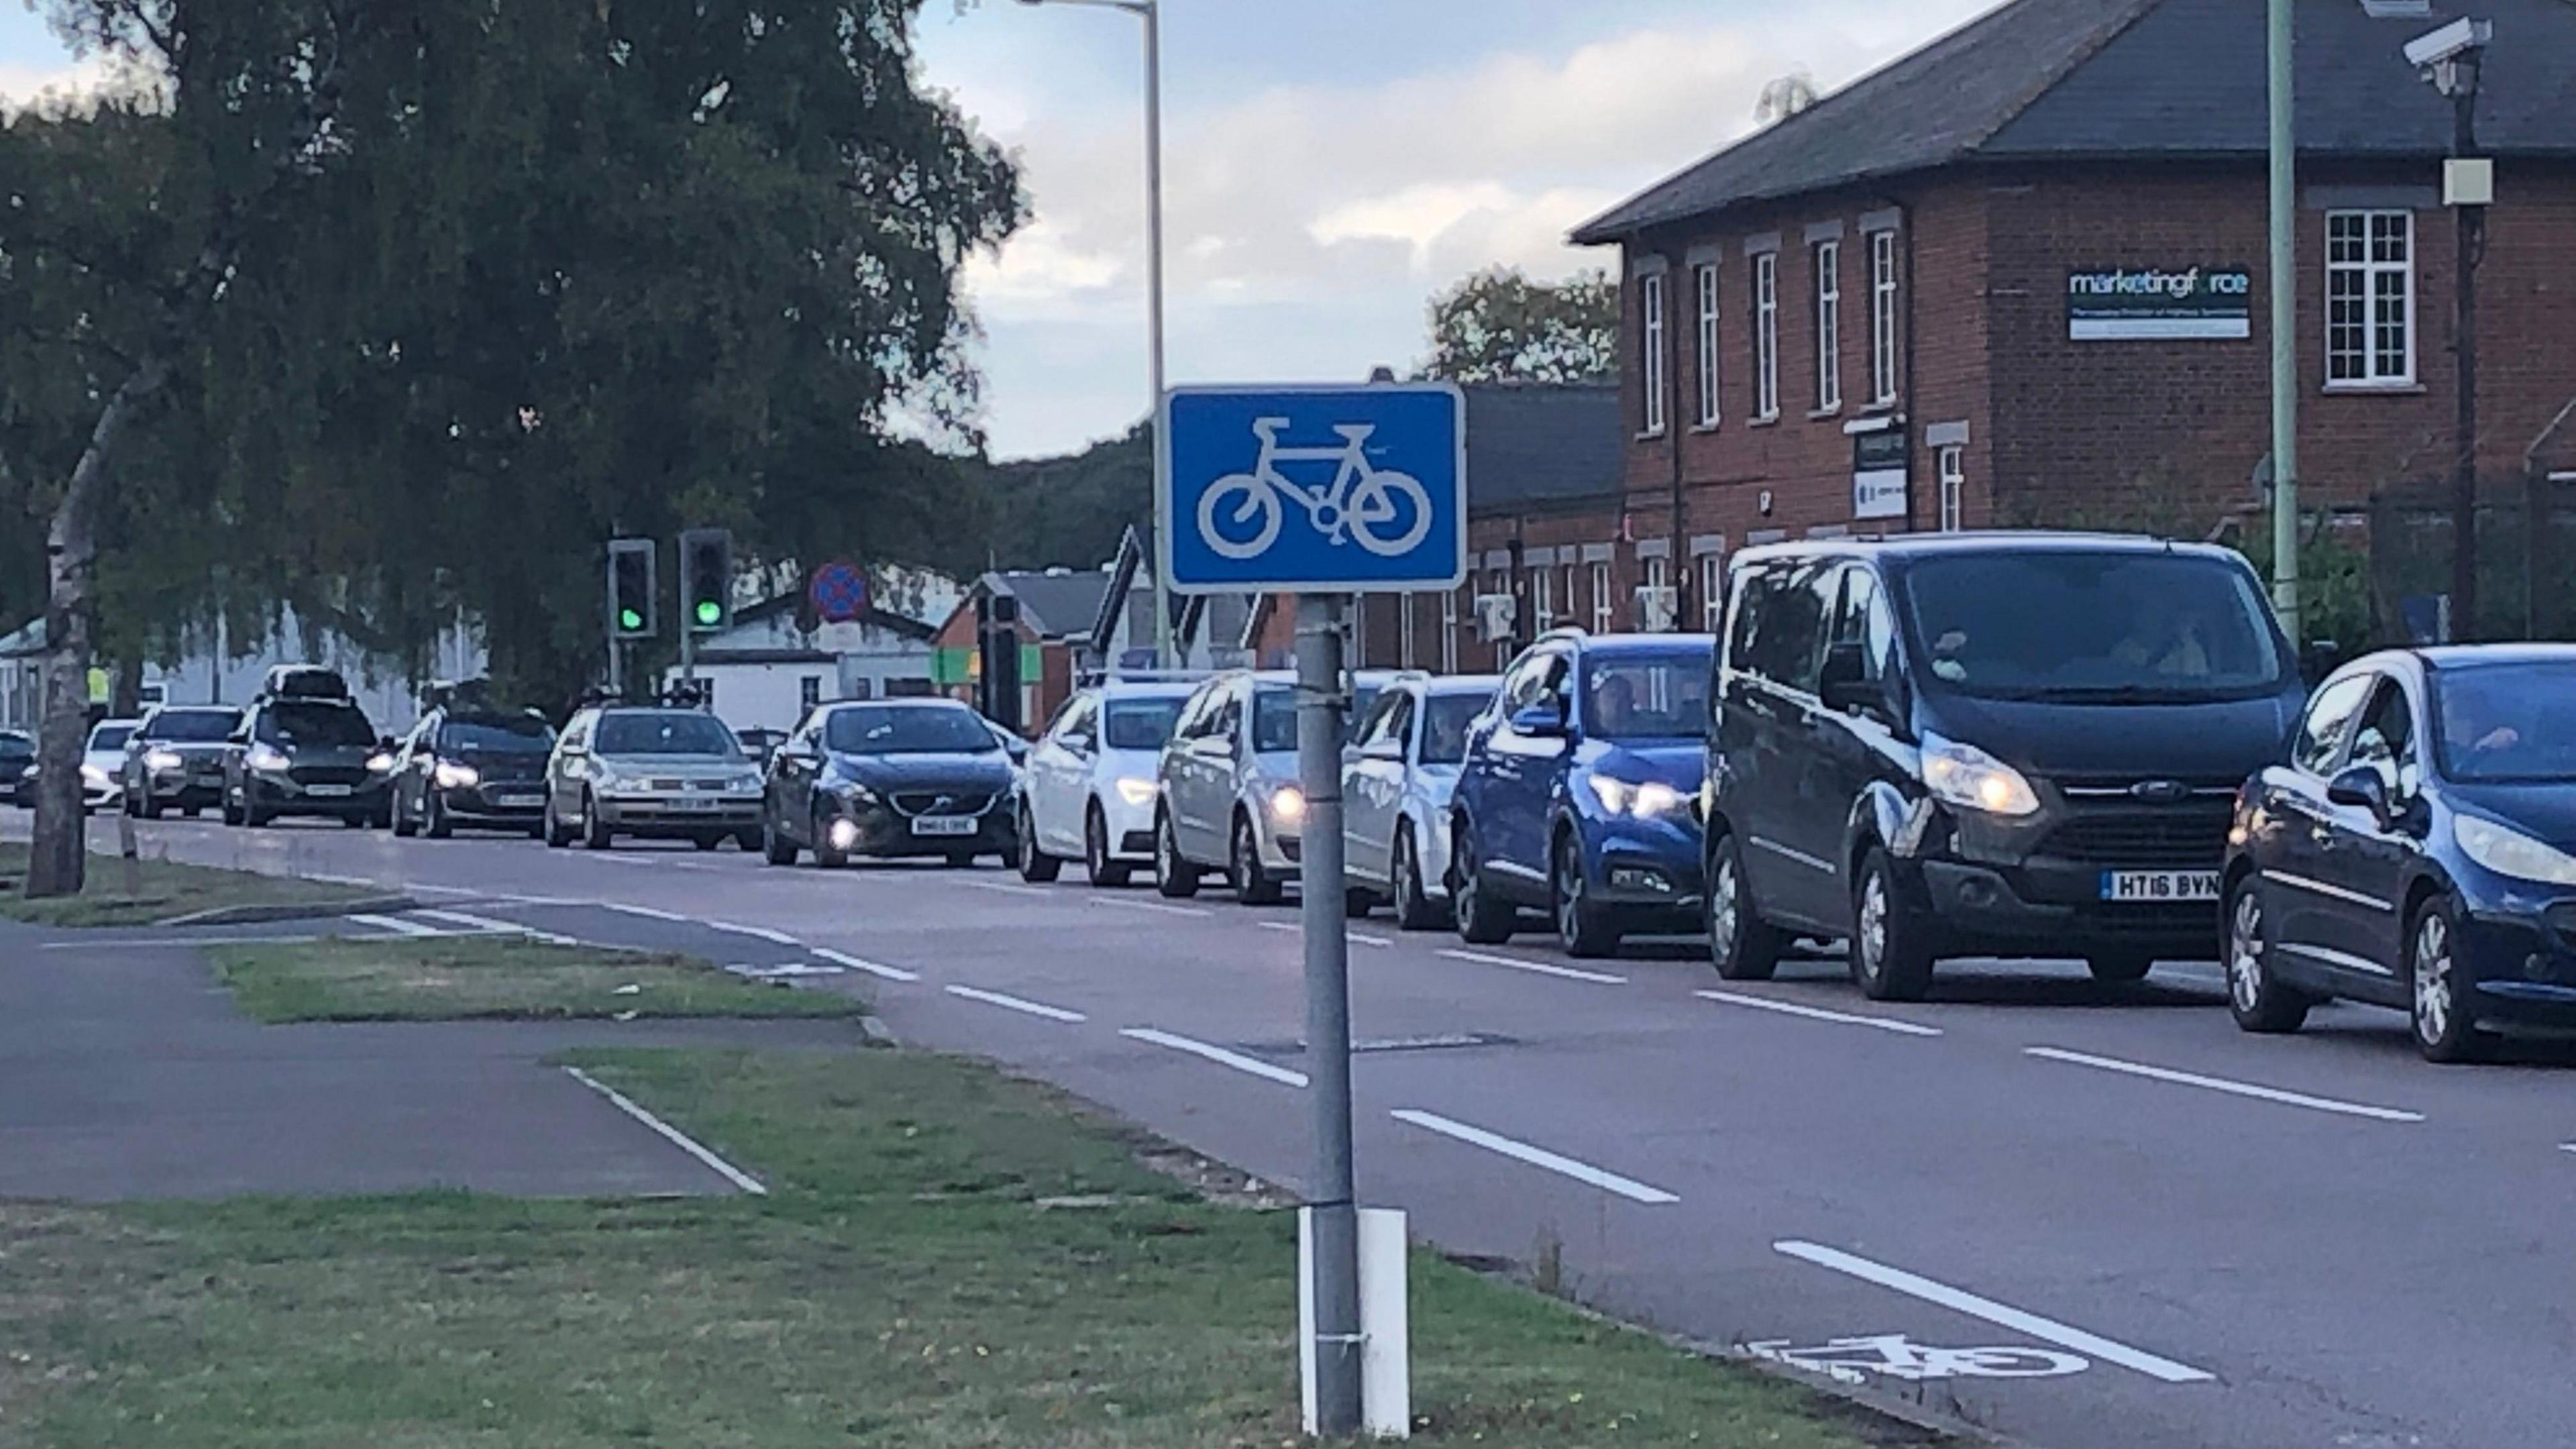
2265, 0, 2301, 645
1017, 0, 1172, 668
2416, 21, 2491, 641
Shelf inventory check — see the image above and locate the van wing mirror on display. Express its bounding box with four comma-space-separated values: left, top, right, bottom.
1817, 643, 1885, 716
1508, 701, 1569, 739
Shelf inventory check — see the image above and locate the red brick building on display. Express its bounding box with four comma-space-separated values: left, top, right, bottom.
1564, 0, 2576, 637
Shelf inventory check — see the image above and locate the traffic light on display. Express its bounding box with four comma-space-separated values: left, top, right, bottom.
680, 528, 733, 634
608, 539, 657, 640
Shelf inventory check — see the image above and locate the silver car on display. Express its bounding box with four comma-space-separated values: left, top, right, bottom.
542, 705, 765, 851
1152, 669, 1389, 905
1343, 672, 1501, 930
1016, 678, 1197, 886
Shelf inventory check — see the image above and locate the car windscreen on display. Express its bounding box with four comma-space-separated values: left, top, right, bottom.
594, 712, 741, 758
2435, 664, 2576, 783
441, 716, 555, 755
826, 705, 1000, 756
1585, 654, 1711, 742
1104, 698, 1186, 751
1900, 551, 2287, 702
85, 724, 136, 753
258, 702, 374, 749
141, 710, 239, 743
1420, 694, 1490, 765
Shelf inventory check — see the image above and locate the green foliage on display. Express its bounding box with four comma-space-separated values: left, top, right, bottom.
949, 423, 1152, 575
1424, 266, 1619, 385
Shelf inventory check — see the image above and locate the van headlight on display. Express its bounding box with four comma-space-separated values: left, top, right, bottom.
366, 753, 395, 774
2455, 816, 2576, 887
1919, 734, 2041, 818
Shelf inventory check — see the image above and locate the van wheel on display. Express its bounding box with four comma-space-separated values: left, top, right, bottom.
1552, 831, 1622, 959
1389, 825, 1440, 932
1706, 831, 1784, 981
1850, 847, 1934, 1002
1452, 823, 1514, 945
1232, 812, 1284, 906
2224, 876, 2311, 1033
1154, 810, 1201, 899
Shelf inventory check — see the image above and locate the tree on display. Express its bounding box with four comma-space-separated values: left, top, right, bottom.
1422, 267, 1619, 386
0, 0, 1021, 896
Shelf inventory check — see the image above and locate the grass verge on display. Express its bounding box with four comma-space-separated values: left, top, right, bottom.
0, 1049, 1925, 1449
209, 936, 868, 1022
0, 841, 379, 928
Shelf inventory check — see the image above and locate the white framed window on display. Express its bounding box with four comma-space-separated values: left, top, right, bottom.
1532, 567, 1555, 631
1753, 252, 1780, 420
1813, 239, 1841, 413
1869, 229, 1898, 407
1398, 593, 1417, 670
1699, 552, 1725, 633
1644, 555, 1670, 598
1938, 445, 1966, 531
1591, 561, 1613, 633
1640, 270, 1668, 435
1439, 587, 1458, 674
2326, 210, 2414, 387
1560, 564, 1578, 633
1694, 262, 1721, 427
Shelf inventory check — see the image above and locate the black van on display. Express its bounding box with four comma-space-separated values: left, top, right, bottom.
1704, 534, 2306, 1001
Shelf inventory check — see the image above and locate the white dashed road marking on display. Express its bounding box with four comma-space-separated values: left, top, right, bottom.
812, 948, 920, 983
601, 902, 689, 923
944, 985, 1087, 1024
2025, 1047, 2424, 1124
350, 914, 439, 938
963, 879, 1055, 899
1390, 1109, 1678, 1205
1695, 990, 1943, 1038
704, 920, 801, 947
562, 1066, 768, 1196
1089, 896, 1210, 919
1258, 920, 1395, 947
1122, 1028, 1310, 1087
1437, 948, 1625, 985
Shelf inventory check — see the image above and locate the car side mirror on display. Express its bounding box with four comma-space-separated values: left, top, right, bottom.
1509, 702, 1569, 739
2326, 765, 2392, 824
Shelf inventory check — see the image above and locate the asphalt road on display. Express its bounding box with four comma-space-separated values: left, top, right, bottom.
17, 812, 2576, 1449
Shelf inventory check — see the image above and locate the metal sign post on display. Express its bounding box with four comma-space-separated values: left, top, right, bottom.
1160, 380, 1464, 1438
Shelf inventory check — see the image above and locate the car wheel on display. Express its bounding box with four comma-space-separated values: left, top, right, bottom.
734, 826, 763, 852
1344, 887, 1375, 919
241, 785, 271, 830
1233, 812, 1284, 906
945, 851, 979, 869
2086, 950, 2156, 983
1086, 804, 1133, 888
392, 790, 419, 839
1452, 820, 1514, 946
762, 816, 800, 867
1552, 830, 1621, 959
579, 791, 613, 851
1153, 810, 1201, 899
692, 831, 723, 851
1849, 847, 1934, 1002
811, 805, 850, 870
221, 784, 242, 827
2410, 894, 2492, 1064
341, 812, 371, 830
2224, 875, 2312, 1034
1389, 824, 1440, 932
424, 791, 454, 840
1018, 802, 1062, 883
542, 797, 571, 849
1705, 831, 1784, 981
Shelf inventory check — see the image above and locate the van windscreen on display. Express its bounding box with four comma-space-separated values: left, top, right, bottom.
1900, 551, 2286, 702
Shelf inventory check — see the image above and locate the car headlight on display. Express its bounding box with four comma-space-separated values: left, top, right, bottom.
1116, 776, 1160, 808
1919, 734, 2041, 818
2455, 815, 2576, 887
246, 743, 292, 773
433, 761, 480, 789
1268, 785, 1306, 824
144, 749, 184, 773
366, 752, 395, 774
1587, 776, 1686, 818
80, 763, 109, 787
727, 774, 763, 795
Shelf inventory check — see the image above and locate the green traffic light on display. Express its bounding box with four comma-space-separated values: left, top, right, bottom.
695, 601, 722, 626
619, 609, 645, 631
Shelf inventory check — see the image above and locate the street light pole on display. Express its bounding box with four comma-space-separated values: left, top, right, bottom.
2265, 0, 2302, 645
2438, 51, 2487, 641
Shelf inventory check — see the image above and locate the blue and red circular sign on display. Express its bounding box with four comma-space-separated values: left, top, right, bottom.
809, 562, 870, 624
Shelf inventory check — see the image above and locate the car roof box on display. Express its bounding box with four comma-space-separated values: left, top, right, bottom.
260, 664, 351, 702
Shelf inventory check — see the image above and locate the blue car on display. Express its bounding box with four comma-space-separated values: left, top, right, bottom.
2223, 645, 2576, 1063
1450, 630, 1717, 956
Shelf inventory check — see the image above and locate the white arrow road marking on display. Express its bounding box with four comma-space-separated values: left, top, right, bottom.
811, 949, 920, 983
1772, 1240, 2214, 1385
562, 1066, 767, 1196
1122, 1028, 1309, 1087
1695, 990, 1943, 1037
2025, 1047, 2424, 1124
944, 985, 1087, 1024
1437, 948, 1625, 985
1390, 1109, 1677, 1205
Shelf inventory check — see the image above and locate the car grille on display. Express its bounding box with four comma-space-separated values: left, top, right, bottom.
893, 790, 994, 818
288, 765, 368, 788
2040, 806, 2234, 871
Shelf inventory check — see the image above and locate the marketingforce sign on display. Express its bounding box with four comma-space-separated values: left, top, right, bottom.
2067, 266, 2253, 341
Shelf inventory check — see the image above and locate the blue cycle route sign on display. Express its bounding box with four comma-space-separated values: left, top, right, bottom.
1159, 383, 1466, 594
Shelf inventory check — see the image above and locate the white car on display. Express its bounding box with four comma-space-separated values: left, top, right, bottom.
1343, 672, 1501, 930
1152, 669, 1391, 905
80, 718, 141, 812
1016, 679, 1197, 886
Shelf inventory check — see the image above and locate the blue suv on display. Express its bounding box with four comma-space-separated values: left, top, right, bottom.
1450, 631, 1717, 956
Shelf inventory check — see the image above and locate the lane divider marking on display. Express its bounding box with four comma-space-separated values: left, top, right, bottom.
1390, 1108, 1678, 1205
1437, 948, 1625, 985
963, 879, 1055, 899
2024, 1046, 2424, 1124
350, 914, 439, 938
1773, 1240, 2214, 1385
1258, 920, 1395, 948
944, 985, 1087, 1024
601, 903, 688, 923
1122, 1028, 1310, 1087
561, 1066, 768, 1196
704, 920, 802, 947
1695, 990, 1943, 1038
812, 948, 920, 983
1089, 896, 1211, 919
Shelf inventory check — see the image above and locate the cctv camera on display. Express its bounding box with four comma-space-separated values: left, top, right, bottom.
2404, 17, 2492, 70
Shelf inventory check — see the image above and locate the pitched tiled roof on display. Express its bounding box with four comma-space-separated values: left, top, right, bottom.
1464, 382, 1623, 516
1574, 0, 2576, 244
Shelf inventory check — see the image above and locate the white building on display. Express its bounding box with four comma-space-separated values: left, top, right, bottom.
667, 566, 960, 735
0, 610, 480, 735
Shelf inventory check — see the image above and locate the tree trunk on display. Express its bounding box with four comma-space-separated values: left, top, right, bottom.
25, 362, 170, 900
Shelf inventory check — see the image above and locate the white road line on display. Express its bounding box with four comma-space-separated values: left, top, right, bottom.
1773, 1240, 2214, 1385
561, 1066, 768, 1196
350, 914, 440, 938
1390, 1109, 1678, 1205
963, 879, 1055, 899
1437, 948, 1626, 985
1122, 1028, 1310, 1087
591, 855, 661, 867
1695, 990, 1943, 1038
2025, 1046, 2424, 1124
601, 902, 689, 923
944, 985, 1087, 1024
1089, 896, 1211, 919
305, 872, 380, 888
402, 883, 484, 898
2559, 1144, 2576, 1157
1350, 932, 1396, 948
812, 948, 921, 983
490, 894, 586, 908
1256, 920, 1393, 948
704, 920, 802, 947
413, 910, 528, 934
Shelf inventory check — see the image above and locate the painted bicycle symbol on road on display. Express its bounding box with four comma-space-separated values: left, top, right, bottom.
1196, 417, 1435, 561
1748, 1334, 2090, 1384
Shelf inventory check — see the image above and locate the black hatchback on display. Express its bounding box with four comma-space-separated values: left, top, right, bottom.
760, 700, 1017, 868
1705, 534, 2305, 1000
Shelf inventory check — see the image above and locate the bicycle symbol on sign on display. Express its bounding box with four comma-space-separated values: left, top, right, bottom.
1196, 417, 1435, 561
1747, 1334, 2090, 1384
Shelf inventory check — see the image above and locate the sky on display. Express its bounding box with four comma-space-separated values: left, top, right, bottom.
1, 0, 2002, 461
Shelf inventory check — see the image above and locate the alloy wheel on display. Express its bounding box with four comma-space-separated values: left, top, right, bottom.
2227, 890, 2266, 1015
1709, 854, 1741, 959
1857, 870, 1890, 981
2412, 911, 2454, 1046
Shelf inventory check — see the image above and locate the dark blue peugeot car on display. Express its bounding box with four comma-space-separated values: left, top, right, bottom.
1450, 630, 1716, 956
2223, 645, 2576, 1062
